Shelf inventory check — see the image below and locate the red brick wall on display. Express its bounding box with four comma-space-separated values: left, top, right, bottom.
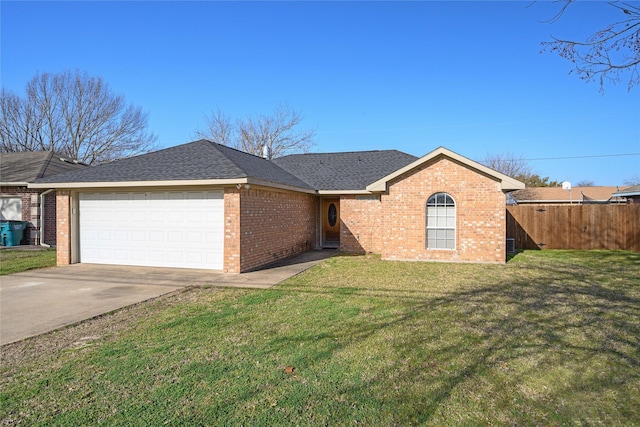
0, 186, 58, 245
51, 158, 506, 271
223, 188, 241, 273
340, 195, 383, 254
43, 192, 57, 245
236, 187, 317, 273
340, 157, 507, 264
52, 187, 317, 273
56, 191, 71, 265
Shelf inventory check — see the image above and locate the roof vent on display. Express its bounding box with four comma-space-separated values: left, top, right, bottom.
262, 145, 271, 160
59, 157, 86, 166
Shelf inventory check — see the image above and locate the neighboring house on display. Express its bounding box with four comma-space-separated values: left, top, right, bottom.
1, 151, 87, 246
612, 185, 640, 204
30, 140, 524, 273
510, 186, 629, 205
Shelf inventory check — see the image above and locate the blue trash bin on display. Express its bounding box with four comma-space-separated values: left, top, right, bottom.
10, 221, 27, 245
1, 221, 16, 246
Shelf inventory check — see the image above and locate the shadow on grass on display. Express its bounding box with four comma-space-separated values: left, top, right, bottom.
2, 251, 638, 425
266, 251, 640, 423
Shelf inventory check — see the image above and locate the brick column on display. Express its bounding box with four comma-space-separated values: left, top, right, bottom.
56, 191, 72, 265
223, 188, 241, 273
30, 193, 40, 245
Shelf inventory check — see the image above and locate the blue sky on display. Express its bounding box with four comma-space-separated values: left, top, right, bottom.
2, 1, 639, 185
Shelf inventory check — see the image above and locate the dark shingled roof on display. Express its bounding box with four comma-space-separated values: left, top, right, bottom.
273, 150, 418, 191
32, 141, 420, 192
34, 140, 314, 190
0, 151, 86, 183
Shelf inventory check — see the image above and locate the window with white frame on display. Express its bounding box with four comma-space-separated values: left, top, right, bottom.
0, 197, 22, 220
426, 192, 455, 250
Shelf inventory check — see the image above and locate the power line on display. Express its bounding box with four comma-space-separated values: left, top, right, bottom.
483, 153, 640, 162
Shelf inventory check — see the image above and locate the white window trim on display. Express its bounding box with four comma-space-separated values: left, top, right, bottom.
426, 192, 456, 250
0, 196, 23, 221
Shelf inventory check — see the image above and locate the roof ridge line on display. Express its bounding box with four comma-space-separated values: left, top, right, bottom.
204, 140, 251, 177
35, 151, 55, 179
205, 140, 318, 189
199, 139, 262, 158
279, 149, 413, 157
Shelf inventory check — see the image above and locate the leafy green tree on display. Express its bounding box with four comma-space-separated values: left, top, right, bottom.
523, 174, 561, 188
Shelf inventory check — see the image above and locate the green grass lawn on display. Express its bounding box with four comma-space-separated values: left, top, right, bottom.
0, 248, 56, 275
1, 250, 639, 425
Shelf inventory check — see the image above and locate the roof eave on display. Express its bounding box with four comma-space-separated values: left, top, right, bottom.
612, 191, 639, 197
317, 189, 375, 195
28, 177, 316, 194
0, 182, 30, 187
500, 178, 526, 192
28, 178, 251, 189
366, 146, 525, 193
246, 178, 316, 194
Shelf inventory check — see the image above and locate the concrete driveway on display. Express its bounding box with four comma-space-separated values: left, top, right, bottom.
0, 250, 334, 345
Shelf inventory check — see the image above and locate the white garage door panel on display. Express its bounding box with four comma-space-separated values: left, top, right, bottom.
79, 191, 224, 270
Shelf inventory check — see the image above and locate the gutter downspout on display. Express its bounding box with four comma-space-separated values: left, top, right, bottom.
39, 189, 55, 247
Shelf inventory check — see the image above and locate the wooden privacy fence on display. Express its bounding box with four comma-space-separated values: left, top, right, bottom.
507, 204, 640, 251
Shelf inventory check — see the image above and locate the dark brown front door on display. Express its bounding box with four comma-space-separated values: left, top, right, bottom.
322, 199, 340, 247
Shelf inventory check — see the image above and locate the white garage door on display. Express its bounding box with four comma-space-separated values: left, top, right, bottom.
79, 190, 224, 270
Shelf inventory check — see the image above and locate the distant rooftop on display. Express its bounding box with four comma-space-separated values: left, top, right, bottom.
511, 186, 630, 203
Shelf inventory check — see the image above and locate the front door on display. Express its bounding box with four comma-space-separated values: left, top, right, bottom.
322, 199, 340, 248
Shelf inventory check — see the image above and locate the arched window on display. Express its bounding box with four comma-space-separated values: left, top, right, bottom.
426, 192, 455, 250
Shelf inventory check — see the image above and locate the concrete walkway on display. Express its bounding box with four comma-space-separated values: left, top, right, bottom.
0, 249, 335, 345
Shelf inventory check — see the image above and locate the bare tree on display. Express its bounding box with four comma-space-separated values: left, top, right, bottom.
624, 175, 640, 185
0, 70, 156, 164
576, 180, 595, 187
482, 152, 533, 180
482, 152, 560, 187
540, 1, 640, 92
198, 108, 234, 146
196, 104, 315, 159
0, 89, 43, 152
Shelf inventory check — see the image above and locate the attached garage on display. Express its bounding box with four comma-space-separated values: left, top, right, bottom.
79, 190, 224, 270
31, 140, 525, 272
